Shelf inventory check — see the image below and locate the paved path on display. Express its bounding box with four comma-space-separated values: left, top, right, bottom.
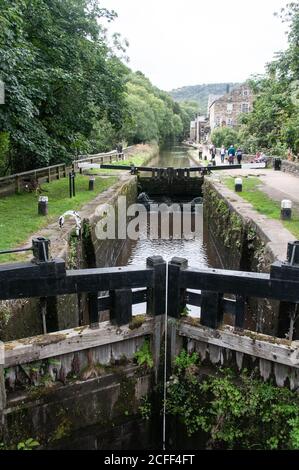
211, 166, 299, 212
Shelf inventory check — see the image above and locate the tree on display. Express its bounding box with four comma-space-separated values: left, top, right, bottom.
211, 127, 239, 149
238, 2, 299, 156
0, 0, 127, 172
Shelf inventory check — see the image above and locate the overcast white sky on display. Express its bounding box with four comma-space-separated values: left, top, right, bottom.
103, 0, 290, 91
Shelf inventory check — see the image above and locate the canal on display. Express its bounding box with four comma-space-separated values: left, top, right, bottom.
115, 144, 219, 317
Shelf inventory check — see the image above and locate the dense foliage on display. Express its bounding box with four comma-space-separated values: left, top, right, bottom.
210, 127, 239, 149
0, 0, 194, 175
237, 1, 299, 156
166, 351, 299, 450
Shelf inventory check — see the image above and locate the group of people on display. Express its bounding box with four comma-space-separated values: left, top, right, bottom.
205, 143, 270, 166
219, 145, 243, 165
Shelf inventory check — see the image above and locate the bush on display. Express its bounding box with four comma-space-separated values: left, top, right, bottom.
211, 127, 239, 149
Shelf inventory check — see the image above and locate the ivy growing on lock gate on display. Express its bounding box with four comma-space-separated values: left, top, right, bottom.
166, 350, 299, 450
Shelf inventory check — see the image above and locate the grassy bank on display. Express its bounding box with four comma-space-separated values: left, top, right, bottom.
0, 175, 117, 263
224, 177, 299, 238
90, 145, 158, 175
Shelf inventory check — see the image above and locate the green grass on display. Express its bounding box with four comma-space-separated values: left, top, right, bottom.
223, 176, 299, 239
89, 152, 153, 175
0, 175, 117, 263
113, 153, 151, 167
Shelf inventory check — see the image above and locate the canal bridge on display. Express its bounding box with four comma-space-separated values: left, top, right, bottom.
1, 237, 299, 447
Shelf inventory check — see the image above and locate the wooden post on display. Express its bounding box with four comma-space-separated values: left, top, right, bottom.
0, 344, 6, 413
63, 164, 67, 177
201, 291, 224, 329
57, 166, 60, 180
48, 167, 51, 183
167, 257, 188, 318
146, 256, 166, 316
235, 295, 246, 330
88, 292, 99, 327
15, 175, 20, 193
110, 289, 132, 326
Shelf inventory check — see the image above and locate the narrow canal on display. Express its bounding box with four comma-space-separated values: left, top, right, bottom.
115, 144, 218, 317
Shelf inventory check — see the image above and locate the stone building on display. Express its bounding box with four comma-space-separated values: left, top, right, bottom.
190, 115, 210, 143
208, 84, 254, 131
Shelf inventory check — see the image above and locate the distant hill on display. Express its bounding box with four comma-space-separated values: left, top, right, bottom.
169, 83, 239, 115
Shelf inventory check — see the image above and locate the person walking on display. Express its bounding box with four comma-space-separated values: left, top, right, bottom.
220, 146, 226, 164
236, 147, 243, 165
228, 144, 236, 165
211, 146, 217, 165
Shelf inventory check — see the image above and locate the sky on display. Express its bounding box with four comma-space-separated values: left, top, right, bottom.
102, 0, 290, 91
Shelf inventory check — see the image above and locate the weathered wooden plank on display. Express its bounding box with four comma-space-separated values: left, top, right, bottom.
0, 265, 153, 300
4, 319, 154, 367
181, 268, 299, 302
0, 362, 6, 411
178, 322, 299, 369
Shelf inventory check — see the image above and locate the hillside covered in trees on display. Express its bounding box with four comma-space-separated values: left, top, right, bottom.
0, 0, 197, 175
169, 83, 238, 115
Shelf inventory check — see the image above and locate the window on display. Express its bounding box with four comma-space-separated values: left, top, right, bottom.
241, 102, 250, 113
215, 117, 221, 126
227, 118, 233, 126
243, 89, 250, 97
227, 103, 233, 113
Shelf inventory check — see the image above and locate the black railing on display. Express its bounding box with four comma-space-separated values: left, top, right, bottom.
99, 164, 242, 176
0, 238, 299, 335
168, 242, 299, 333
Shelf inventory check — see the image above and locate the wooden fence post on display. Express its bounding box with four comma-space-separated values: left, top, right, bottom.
110, 289, 132, 326
235, 295, 246, 330
146, 256, 166, 316
88, 292, 99, 328
200, 291, 224, 329
0, 342, 6, 414
167, 257, 188, 318
15, 175, 20, 193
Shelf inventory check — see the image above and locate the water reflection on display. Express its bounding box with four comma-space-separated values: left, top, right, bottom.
147, 144, 197, 168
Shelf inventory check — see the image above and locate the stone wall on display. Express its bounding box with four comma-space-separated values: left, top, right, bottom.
203, 178, 296, 336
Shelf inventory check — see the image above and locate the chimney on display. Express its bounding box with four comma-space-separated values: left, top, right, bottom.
226, 84, 230, 94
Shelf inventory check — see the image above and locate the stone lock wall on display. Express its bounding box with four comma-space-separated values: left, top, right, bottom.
203, 178, 296, 337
